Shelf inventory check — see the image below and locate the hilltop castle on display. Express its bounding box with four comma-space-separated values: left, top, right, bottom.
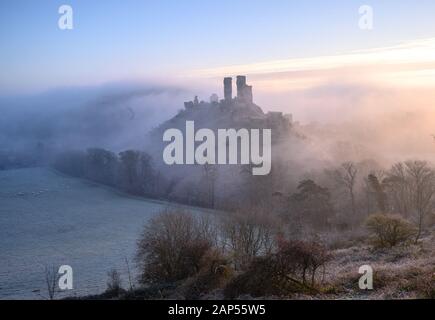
180, 76, 294, 139
150, 76, 297, 150
184, 75, 255, 109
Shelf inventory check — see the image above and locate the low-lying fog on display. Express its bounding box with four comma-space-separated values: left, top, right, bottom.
1, 78, 435, 168
0, 82, 191, 152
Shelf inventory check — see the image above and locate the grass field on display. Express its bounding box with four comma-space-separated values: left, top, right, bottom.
0, 167, 206, 299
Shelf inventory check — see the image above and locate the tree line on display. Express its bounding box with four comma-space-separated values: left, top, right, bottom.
54, 149, 435, 240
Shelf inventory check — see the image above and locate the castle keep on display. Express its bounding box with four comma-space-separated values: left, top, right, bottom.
223, 75, 253, 104
185, 75, 255, 109
235, 75, 253, 104
182, 76, 293, 134
224, 77, 232, 102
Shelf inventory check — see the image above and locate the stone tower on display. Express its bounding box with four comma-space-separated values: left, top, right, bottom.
224, 77, 232, 102
236, 75, 253, 104
236, 75, 246, 99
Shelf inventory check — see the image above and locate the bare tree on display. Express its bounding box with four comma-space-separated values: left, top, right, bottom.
333, 162, 358, 216
44, 265, 59, 300
203, 164, 218, 208
136, 209, 215, 284
106, 269, 123, 296
85, 148, 118, 186
124, 257, 134, 292
384, 163, 412, 216
289, 179, 334, 231
221, 207, 279, 269
366, 171, 387, 214
406, 161, 435, 242
118, 150, 141, 194
384, 161, 435, 242
240, 162, 281, 208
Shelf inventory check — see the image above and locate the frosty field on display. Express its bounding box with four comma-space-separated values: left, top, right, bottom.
0, 167, 202, 299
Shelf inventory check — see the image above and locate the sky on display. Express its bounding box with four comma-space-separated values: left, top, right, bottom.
2, 0, 435, 162
1, 0, 435, 95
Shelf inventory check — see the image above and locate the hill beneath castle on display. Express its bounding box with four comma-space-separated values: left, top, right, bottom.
148, 77, 294, 145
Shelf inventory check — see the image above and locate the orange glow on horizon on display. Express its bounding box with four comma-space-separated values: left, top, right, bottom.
192, 38, 435, 91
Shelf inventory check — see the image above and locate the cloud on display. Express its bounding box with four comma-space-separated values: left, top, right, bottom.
0, 82, 189, 152
190, 38, 435, 163
194, 38, 435, 90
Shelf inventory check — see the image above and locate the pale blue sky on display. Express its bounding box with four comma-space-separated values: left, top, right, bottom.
1, 0, 435, 94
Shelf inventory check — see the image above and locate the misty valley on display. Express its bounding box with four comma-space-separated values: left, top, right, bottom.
0, 76, 434, 300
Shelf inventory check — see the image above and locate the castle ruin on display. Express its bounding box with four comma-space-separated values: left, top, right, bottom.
235, 75, 253, 104
182, 76, 293, 129
224, 77, 232, 102
185, 75, 255, 109
223, 75, 253, 104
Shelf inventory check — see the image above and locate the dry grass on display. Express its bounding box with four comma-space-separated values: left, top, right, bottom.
315, 228, 435, 299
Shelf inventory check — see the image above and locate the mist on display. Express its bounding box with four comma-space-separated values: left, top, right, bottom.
2, 73, 435, 174
0, 82, 192, 154
251, 80, 435, 169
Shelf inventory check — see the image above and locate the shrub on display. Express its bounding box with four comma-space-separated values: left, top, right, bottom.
136, 209, 215, 284
224, 256, 285, 299
366, 214, 416, 248
105, 269, 124, 297
277, 240, 331, 286
184, 249, 234, 299
224, 240, 330, 298
221, 207, 280, 270
417, 272, 435, 299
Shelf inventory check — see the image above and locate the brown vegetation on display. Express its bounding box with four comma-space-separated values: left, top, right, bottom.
136, 209, 215, 284
366, 214, 416, 248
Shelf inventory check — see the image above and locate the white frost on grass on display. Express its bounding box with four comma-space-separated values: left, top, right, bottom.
0, 167, 208, 299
